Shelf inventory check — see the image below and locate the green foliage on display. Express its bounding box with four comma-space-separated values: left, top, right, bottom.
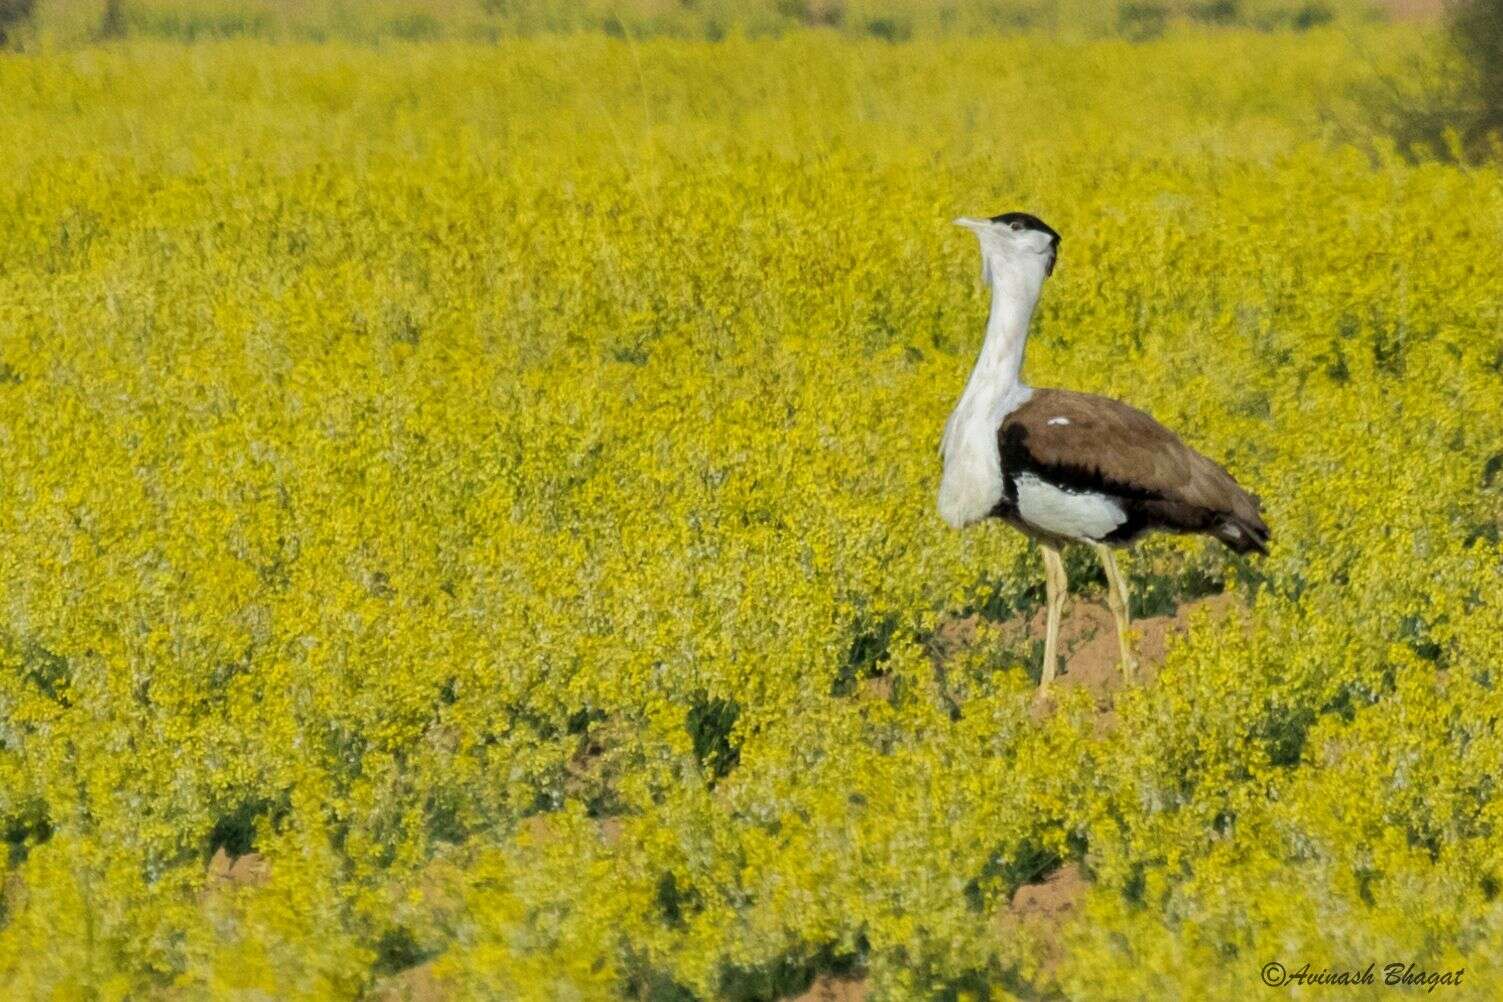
0, 22, 1500, 1001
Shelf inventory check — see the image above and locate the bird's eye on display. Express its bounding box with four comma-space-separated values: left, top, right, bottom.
1009, 220, 1024, 232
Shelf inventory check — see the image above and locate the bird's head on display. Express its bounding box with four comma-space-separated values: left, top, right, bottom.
954, 212, 1061, 286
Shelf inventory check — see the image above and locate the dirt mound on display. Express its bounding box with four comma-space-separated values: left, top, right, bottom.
1032, 591, 1241, 702
995, 861, 1091, 986
1009, 860, 1088, 925
205, 847, 269, 888
787, 974, 869, 1002
369, 963, 443, 1002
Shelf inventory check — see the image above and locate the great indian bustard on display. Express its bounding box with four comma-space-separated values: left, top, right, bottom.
939, 212, 1269, 689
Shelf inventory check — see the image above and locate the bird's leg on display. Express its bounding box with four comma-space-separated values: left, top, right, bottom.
1094, 543, 1137, 682
1040, 544, 1067, 689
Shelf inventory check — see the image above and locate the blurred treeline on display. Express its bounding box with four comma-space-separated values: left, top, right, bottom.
1, 0, 1496, 160
1356, 0, 1503, 161
5, 0, 1384, 47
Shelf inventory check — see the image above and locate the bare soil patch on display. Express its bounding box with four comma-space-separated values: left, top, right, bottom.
368, 962, 444, 1002
993, 861, 1091, 988
1381, 0, 1449, 19
205, 847, 269, 888
1008, 860, 1089, 925
786, 974, 870, 1002
1033, 591, 1241, 703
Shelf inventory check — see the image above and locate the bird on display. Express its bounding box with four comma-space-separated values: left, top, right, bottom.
939, 211, 1269, 690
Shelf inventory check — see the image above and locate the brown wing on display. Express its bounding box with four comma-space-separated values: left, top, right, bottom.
999, 388, 1269, 552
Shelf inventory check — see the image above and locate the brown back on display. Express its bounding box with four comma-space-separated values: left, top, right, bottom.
1000, 388, 1265, 529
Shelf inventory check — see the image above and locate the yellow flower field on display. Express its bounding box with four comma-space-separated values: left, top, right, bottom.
1, 16, 1501, 1000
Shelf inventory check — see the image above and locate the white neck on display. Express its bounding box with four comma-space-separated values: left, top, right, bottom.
936, 254, 1046, 529
960, 256, 1043, 406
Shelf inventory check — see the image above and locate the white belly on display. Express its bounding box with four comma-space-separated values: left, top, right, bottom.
1014, 472, 1127, 541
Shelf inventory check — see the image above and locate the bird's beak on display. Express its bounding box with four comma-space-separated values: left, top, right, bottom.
953, 217, 990, 232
